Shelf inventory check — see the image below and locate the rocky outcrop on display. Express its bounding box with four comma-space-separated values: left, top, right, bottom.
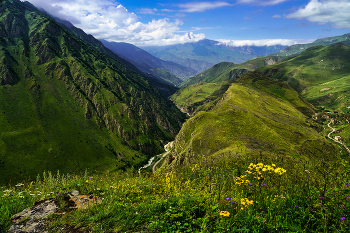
8, 199, 58, 233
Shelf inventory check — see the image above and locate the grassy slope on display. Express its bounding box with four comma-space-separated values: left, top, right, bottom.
169, 72, 333, 166
259, 43, 350, 112
0, 0, 185, 185
170, 81, 234, 115
274, 33, 350, 57
180, 56, 284, 87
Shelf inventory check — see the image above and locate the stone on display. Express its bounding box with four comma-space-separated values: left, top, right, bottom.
8, 199, 58, 233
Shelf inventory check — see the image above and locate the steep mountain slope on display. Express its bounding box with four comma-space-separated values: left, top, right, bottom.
259, 43, 350, 112
0, 0, 185, 184
273, 33, 350, 57
100, 40, 196, 83
51, 17, 179, 96
166, 72, 332, 168
180, 56, 284, 87
143, 39, 287, 73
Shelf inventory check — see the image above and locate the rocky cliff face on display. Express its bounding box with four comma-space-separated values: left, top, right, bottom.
0, 0, 186, 184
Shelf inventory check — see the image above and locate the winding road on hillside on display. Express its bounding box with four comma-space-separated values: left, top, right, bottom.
152, 141, 173, 173
327, 120, 350, 154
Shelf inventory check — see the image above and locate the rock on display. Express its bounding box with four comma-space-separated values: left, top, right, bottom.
71, 190, 79, 196
8, 199, 58, 233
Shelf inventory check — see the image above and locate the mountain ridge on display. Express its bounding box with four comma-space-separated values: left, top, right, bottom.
0, 0, 185, 184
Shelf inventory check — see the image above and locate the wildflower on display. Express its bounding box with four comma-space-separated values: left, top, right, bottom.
319, 196, 325, 199
230, 202, 234, 205
261, 182, 267, 186
220, 211, 230, 217
249, 183, 253, 186
325, 189, 328, 191
295, 206, 298, 208
332, 184, 336, 187
226, 197, 231, 201
346, 183, 349, 186
341, 217, 346, 221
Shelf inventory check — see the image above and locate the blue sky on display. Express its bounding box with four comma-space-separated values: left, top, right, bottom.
26, 0, 350, 47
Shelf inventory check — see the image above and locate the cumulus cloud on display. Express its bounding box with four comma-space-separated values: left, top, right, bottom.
272, 14, 282, 18
24, 0, 205, 46
286, 0, 350, 28
216, 39, 315, 47
178, 1, 234, 12
236, 0, 289, 6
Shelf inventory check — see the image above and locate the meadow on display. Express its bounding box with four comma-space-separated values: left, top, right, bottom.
1, 148, 350, 232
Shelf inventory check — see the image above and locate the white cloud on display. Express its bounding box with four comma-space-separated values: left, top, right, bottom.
272, 14, 281, 18
178, 1, 234, 12
216, 39, 315, 47
236, 0, 289, 6
139, 8, 158, 15
287, 0, 350, 28
24, 0, 205, 46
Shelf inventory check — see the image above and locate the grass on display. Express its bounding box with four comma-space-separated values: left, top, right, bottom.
259, 43, 350, 112
1, 150, 350, 232
180, 56, 285, 88
170, 81, 234, 114
171, 73, 325, 163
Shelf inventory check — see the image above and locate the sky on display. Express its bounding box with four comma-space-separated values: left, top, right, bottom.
24, 0, 350, 47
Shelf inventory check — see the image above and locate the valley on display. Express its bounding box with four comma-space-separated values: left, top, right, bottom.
1, 0, 350, 232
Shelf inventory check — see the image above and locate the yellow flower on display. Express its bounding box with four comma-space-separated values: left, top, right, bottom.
220, 211, 230, 217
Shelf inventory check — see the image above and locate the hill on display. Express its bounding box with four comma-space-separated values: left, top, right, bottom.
180, 56, 284, 87
143, 39, 287, 74
259, 43, 350, 112
167, 72, 332, 168
0, 0, 186, 184
273, 33, 350, 57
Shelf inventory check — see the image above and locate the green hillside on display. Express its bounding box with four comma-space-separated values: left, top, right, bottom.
273, 33, 350, 57
171, 81, 234, 115
259, 43, 350, 112
181, 56, 284, 87
167, 72, 333, 167
0, 0, 185, 184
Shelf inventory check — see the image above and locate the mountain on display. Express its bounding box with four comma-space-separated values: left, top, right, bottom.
48, 17, 179, 96
180, 56, 284, 87
258, 43, 350, 112
273, 33, 350, 57
0, 0, 186, 184
142, 39, 287, 74
100, 40, 197, 85
166, 72, 334, 169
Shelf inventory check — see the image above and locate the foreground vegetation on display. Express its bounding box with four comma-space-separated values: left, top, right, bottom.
1, 147, 350, 233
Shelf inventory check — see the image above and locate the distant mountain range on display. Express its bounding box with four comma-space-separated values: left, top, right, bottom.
142, 39, 287, 74
100, 40, 196, 85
